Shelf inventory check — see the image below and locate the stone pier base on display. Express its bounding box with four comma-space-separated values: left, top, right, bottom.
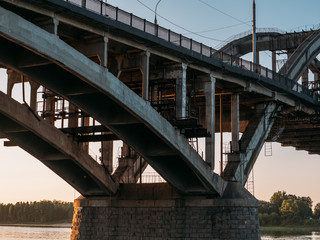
71, 183, 260, 240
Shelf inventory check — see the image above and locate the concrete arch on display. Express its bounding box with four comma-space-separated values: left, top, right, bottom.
220, 29, 320, 82
0, 91, 119, 196
279, 31, 320, 81
220, 31, 312, 57
0, 6, 226, 195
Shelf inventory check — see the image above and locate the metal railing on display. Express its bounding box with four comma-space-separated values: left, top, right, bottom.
63, 0, 319, 103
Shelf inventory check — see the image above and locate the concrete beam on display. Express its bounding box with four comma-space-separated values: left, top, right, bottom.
69, 37, 108, 67
204, 74, 216, 169
176, 63, 187, 119
302, 69, 309, 87
231, 94, 240, 152
280, 31, 320, 82
0, 91, 119, 195
280, 130, 320, 138
272, 51, 277, 72
223, 102, 279, 185
0, 6, 226, 195
101, 141, 113, 173
141, 51, 150, 100
2, 0, 317, 114
35, 17, 59, 35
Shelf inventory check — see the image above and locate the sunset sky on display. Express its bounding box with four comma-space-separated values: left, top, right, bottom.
1, 0, 320, 206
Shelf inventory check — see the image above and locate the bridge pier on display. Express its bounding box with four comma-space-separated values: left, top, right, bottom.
71, 183, 260, 240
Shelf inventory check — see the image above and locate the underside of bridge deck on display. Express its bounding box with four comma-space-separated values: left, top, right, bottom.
0, 4, 226, 196
1, 1, 320, 239
0, 0, 319, 199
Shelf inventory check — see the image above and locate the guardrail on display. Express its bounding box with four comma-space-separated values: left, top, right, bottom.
63, 0, 319, 103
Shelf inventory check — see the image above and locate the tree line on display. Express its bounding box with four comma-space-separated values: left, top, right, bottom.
259, 191, 320, 225
0, 200, 73, 224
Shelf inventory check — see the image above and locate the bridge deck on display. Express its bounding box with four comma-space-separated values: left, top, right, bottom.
0, 0, 320, 193
0, 0, 318, 107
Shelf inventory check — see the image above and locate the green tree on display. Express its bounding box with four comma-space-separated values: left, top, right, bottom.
258, 200, 277, 214
0, 200, 73, 224
280, 198, 311, 222
314, 203, 320, 218
270, 191, 288, 213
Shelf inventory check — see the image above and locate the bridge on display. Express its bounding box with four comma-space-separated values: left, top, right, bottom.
0, 0, 319, 239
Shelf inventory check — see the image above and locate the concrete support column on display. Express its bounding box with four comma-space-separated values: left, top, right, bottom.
118, 143, 136, 183
53, 18, 59, 36
6, 69, 20, 97
101, 141, 113, 173
204, 74, 216, 169
231, 94, 240, 152
272, 51, 277, 72
37, 18, 59, 35
142, 51, 150, 100
115, 55, 124, 79
302, 69, 309, 87
45, 90, 55, 125
81, 0, 86, 8
103, 36, 108, 68
256, 51, 260, 65
68, 104, 78, 128
151, 84, 158, 109
30, 82, 40, 111
176, 63, 187, 119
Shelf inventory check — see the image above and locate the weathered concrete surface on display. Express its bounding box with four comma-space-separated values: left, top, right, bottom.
0, 5, 225, 195
223, 102, 280, 185
0, 91, 118, 196
71, 183, 260, 240
220, 31, 312, 57
279, 31, 320, 82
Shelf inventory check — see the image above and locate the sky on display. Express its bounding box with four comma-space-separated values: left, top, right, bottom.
1, 0, 320, 206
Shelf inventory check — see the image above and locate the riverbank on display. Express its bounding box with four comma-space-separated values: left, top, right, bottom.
0, 223, 72, 228
261, 225, 320, 235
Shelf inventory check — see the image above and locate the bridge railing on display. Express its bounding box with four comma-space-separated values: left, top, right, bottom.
63, 0, 319, 103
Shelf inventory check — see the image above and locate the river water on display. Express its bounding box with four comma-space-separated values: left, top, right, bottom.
0, 226, 71, 240
0, 226, 319, 239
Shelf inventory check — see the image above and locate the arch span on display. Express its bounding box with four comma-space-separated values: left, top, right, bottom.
0, 5, 225, 195
279, 31, 320, 81
220, 31, 312, 57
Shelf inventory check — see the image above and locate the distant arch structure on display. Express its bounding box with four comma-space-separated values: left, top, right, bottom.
219, 28, 313, 58
279, 31, 320, 82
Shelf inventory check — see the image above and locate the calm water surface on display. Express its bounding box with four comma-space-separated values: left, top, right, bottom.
0, 226, 319, 239
262, 232, 320, 240
0, 226, 71, 240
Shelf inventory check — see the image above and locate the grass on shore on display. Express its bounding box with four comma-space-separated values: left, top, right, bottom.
261, 225, 320, 235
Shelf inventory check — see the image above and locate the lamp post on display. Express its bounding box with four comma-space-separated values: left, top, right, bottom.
252, 0, 256, 65
154, 0, 162, 24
